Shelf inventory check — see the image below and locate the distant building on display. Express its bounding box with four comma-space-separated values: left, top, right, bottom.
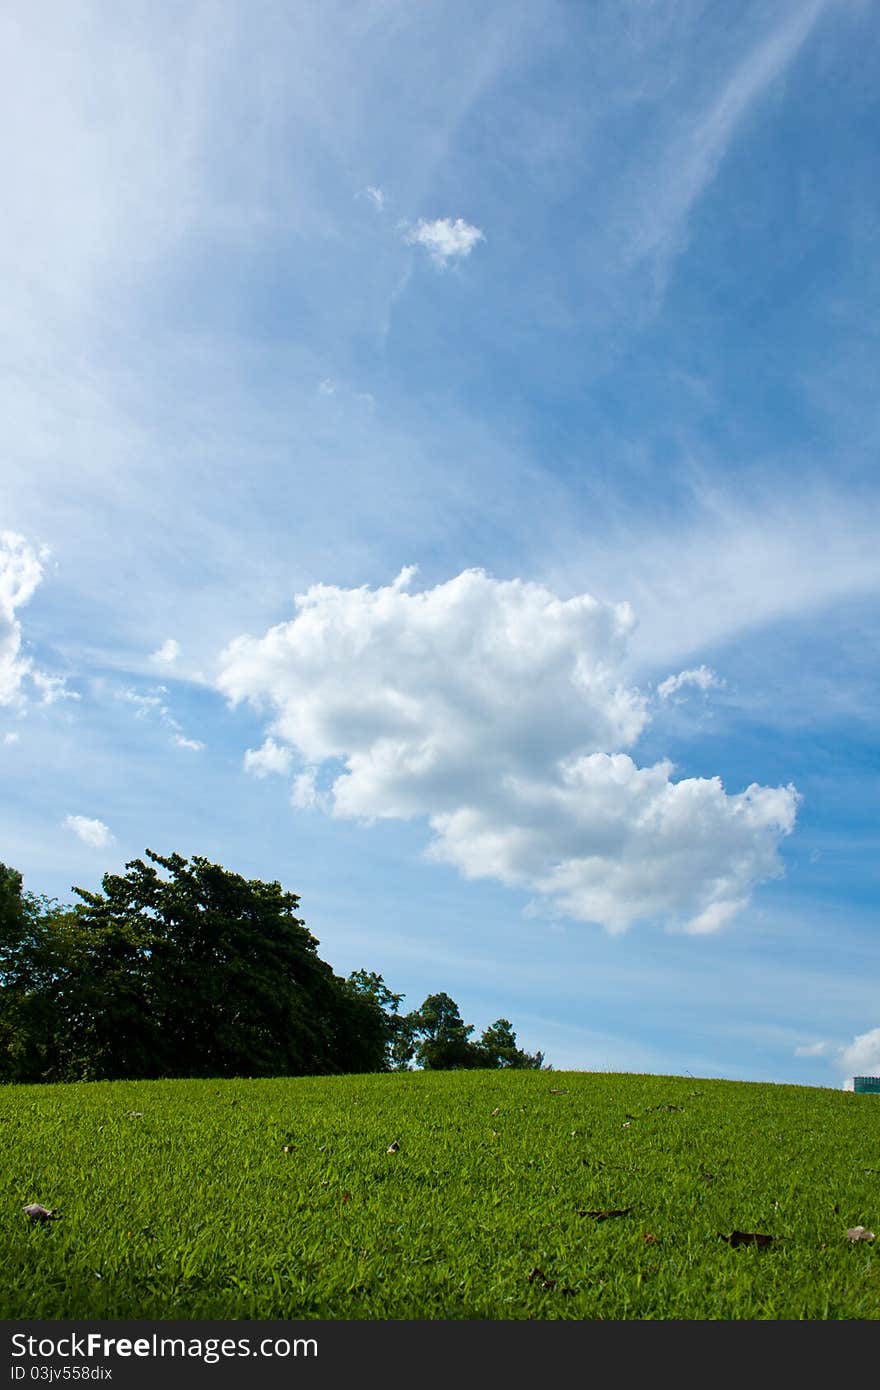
853, 1076, 880, 1094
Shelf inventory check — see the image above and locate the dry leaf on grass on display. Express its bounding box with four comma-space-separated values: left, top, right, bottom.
526, 1267, 556, 1289
846, 1226, 875, 1242
719, 1231, 775, 1247
643, 1233, 659, 1244
387, 1140, 400, 1153
23, 1204, 59, 1223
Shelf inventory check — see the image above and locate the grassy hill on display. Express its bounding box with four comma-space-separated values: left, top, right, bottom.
2, 1070, 878, 1319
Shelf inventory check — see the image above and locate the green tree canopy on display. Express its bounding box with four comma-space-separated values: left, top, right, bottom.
402, 994, 546, 1071
406, 992, 482, 1071
1, 855, 548, 1082
476, 1018, 544, 1070
0, 851, 388, 1082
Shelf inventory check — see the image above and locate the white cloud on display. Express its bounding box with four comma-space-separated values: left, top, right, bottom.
172, 733, 204, 751
0, 532, 45, 707
243, 736, 293, 778
291, 768, 324, 811
3, 731, 20, 745
64, 814, 115, 850
150, 638, 180, 664
794, 1041, 830, 1058
218, 568, 798, 934
364, 185, 385, 212
627, 0, 829, 288
121, 683, 203, 749
403, 216, 485, 267
839, 1028, 880, 1085
0, 533, 77, 709
318, 378, 337, 396
31, 670, 80, 705
657, 665, 725, 700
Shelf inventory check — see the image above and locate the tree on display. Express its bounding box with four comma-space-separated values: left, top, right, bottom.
407, 992, 483, 1070
1, 855, 549, 1081
476, 1018, 544, 1070
0, 864, 92, 1082
345, 970, 414, 1071
0, 852, 389, 1082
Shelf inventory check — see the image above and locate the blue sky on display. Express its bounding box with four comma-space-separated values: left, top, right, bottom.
2, 0, 879, 1087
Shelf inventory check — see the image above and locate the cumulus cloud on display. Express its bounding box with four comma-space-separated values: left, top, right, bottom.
0, 532, 46, 706
0, 533, 77, 708
839, 1028, 880, 1085
291, 768, 324, 811
403, 216, 485, 267
217, 568, 799, 934
150, 638, 180, 664
658, 665, 725, 699
243, 736, 293, 778
65, 814, 114, 849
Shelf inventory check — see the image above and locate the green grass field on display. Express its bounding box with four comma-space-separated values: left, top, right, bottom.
2, 1070, 878, 1319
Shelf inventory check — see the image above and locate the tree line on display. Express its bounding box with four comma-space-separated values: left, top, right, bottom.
0, 850, 544, 1083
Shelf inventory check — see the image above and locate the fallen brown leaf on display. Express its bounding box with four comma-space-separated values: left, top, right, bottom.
490, 1107, 501, 1117
719, 1231, 775, 1248
526, 1267, 556, 1289
23, 1204, 59, 1223
846, 1226, 875, 1242
643, 1233, 659, 1244
549, 1089, 568, 1095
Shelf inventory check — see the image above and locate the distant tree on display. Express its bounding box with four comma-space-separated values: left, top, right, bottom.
345, 969, 414, 1071
407, 992, 483, 1071
476, 1018, 544, 1070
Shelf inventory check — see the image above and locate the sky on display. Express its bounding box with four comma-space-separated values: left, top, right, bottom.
2, 0, 879, 1088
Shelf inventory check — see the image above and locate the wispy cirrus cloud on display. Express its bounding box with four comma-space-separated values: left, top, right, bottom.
623, 0, 830, 289
658, 665, 725, 700
120, 685, 203, 751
